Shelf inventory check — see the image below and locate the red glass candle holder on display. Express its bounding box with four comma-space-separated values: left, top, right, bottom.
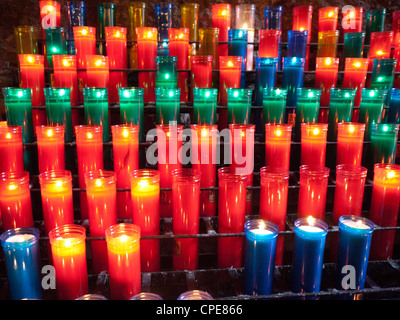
191, 125, 218, 217
39, 1, 61, 37
265, 123, 292, 171
130, 169, 160, 272
49, 224, 88, 300
342, 7, 363, 34
39, 170, 74, 235
73, 26, 96, 102
369, 164, 400, 260
190, 55, 213, 98
298, 165, 330, 220
333, 165, 368, 224
0, 125, 23, 173
259, 166, 289, 266
315, 57, 339, 111
293, 5, 313, 70
36, 125, 65, 174
318, 7, 339, 32
217, 167, 248, 268
172, 169, 201, 271
85, 170, 118, 274
301, 123, 328, 167
105, 27, 128, 104
105, 223, 141, 300
75, 125, 104, 220
212, 4, 231, 61
136, 27, 157, 103
18, 54, 46, 127
112, 125, 139, 219
156, 124, 183, 218
368, 31, 393, 70
0, 171, 33, 231
258, 30, 281, 58
86, 55, 109, 89
394, 10, 400, 37
169, 28, 190, 102
337, 122, 365, 166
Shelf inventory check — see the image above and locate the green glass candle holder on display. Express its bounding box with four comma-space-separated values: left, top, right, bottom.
118, 87, 144, 142
155, 56, 178, 89
193, 88, 218, 125
294, 88, 321, 141
369, 123, 399, 167
2, 87, 34, 143
44, 87, 73, 143
370, 59, 397, 106
97, 2, 116, 55
358, 88, 387, 140
155, 88, 181, 125
365, 9, 386, 45
262, 87, 287, 124
343, 32, 365, 58
44, 27, 67, 68
227, 88, 253, 124
83, 87, 109, 142
328, 88, 356, 141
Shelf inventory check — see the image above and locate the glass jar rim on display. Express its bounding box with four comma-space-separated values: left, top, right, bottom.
0, 171, 29, 183
105, 223, 141, 244
260, 166, 289, 179
336, 164, 368, 178
84, 170, 116, 183
299, 165, 330, 177
48, 224, 86, 246
39, 170, 72, 184
171, 168, 201, 183
130, 169, 161, 182
218, 166, 248, 181
177, 290, 214, 300
0, 227, 39, 248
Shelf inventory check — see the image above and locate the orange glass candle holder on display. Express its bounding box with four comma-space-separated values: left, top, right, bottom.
106, 223, 141, 300
258, 29, 281, 58
49, 224, 88, 300
0, 125, 24, 174
212, 4, 231, 61
105, 27, 128, 104
112, 125, 139, 219
301, 123, 328, 167
75, 125, 104, 220
317, 30, 339, 57
337, 122, 365, 166
342, 7, 363, 34
342, 58, 369, 108
265, 123, 292, 171
0, 171, 33, 231
86, 55, 109, 89
36, 125, 65, 174
130, 169, 160, 272
318, 7, 339, 32
85, 170, 118, 274
39, 170, 74, 236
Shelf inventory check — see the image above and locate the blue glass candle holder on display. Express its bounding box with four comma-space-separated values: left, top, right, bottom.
155, 3, 173, 56
287, 30, 308, 60
388, 88, 400, 123
228, 29, 248, 88
336, 215, 374, 292
264, 5, 283, 70
282, 57, 305, 107
254, 57, 278, 106
0, 227, 42, 300
66, 1, 87, 54
244, 219, 278, 296
292, 217, 328, 298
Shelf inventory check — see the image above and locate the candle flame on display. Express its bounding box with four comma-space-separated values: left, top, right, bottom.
275, 129, 282, 137
46, 129, 53, 137
27, 55, 33, 63
62, 59, 70, 67
95, 59, 102, 67
119, 235, 129, 242
147, 31, 152, 38
8, 184, 16, 191
221, 10, 226, 16
122, 129, 129, 138
5, 133, 11, 139
179, 33, 184, 39
307, 215, 315, 226
81, 28, 87, 36
387, 171, 395, 179
201, 129, 208, 137
325, 58, 332, 66
356, 219, 363, 228
376, 50, 384, 56
87, 132, 93, 139
328, 11, 334, 17
95, 180, 102, 187
313, 128, 320, 135
115, 31, 120, 38
138, 180, 149, 188
55, 180, 63, 188
241, 130, 245, 137
227, 61, 234, 67
242, 23, 248, 29
299, 27, 304, 31
353, 62, 361, 68
259, 221, 266, 230
348, 125, 355, 133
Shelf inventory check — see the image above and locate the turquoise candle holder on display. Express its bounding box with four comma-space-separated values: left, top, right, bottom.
118, 87, 144, 142
227, 88, 253, 124
365, 9, 386, 52
193, 88, 218, 125
155, 56, 178, 89
155, 87, 181, 125
370, 59, 397, 106
369, 123, 399, 167
343, 32, 365, 58
44, 27, 67, 68
262, 88, 287, 124
83, 87, 109, 142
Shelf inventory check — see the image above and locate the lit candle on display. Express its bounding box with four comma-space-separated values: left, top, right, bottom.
118, 87, 144, 142
49, 224, 88, 300
39, 0, 61, 37
192, 88, 218, 125
212, 3, 231, 62
298, 165, 330, 220
0, 227, 42, 300
44, 87, 73, 142
369, 124, 399, 167
343, 32, 365, 58
342, 58, 369, 108
112, 125, 139, 219
254, 57, 278, 107
172, 169, 201, 271
315, 57, 339, 114
282, 57, 305, 107
369, 164, 400, 260
86, 55, 109, 89
190, 56, 213, 99
228, 29, 248, 87
36, 125, 65, 174
244, 219, 278, 296
130, 169, 160, 272
155, 88, 181, 125
219, 56, 242, 107
39, 170, 74, 236
337, 122, 365, 166
0, 171, 33, 231
168, 28, 189, 102
301, 123, 328, 167
65, 1, 87, 55
368, 31, 393, 71
44, 27, 67, 68
85, 170, 118, 273
137, 27, 157, 103
365, 9, 386, 56
106, 223, 141, 300
342, 7, 363, 34
262, 88, 287, 124
318, 7, 339, 31
265, 123, 292, 171
75, 125, 104, 220
0, 125, 24, 173
227, 88, 253, 124
156, 124, 183, 218
83, 87, 109, 142
155, 3, 173, 56
317, 30, 339, 58
181, 3, 199, 58
333, 165, 368, 225
191, 125, 218, 217
105, 27, 128, 104
128, 2, 145, 69
18, 54, 46, 127
294, 88, 321, 140
155, 56, 178, 89
259, 167, 289, 266
217, 167, 247, 268
292, 216, 328, 297
336, 215, 374, 292
258, 30, 281, 59
292, 5, 313, 70
97, 3, 116, 55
